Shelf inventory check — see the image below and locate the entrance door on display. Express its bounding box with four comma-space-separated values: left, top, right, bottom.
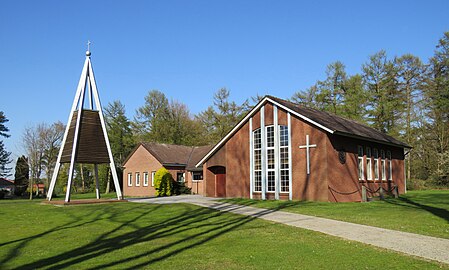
215, 173, 226, 197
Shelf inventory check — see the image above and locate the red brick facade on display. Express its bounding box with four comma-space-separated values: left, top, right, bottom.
200, 100, 406, 202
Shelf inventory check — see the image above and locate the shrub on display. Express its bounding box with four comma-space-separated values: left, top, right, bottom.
173, 181, 192, 195
154, 168, 174, 196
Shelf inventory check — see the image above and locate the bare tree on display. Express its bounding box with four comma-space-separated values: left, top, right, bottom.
22, 122, 65, 199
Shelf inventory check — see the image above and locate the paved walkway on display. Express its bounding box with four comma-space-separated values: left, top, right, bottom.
129, 195, 449, 264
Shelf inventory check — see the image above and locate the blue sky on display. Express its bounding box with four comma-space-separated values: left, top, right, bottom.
1, 0, 448, 163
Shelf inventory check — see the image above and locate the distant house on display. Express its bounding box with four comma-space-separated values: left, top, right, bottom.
0, 178, 15, 198
196, 95, 410, 202
123, 143, 212, 197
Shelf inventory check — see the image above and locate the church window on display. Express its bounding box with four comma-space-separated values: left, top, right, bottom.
373, 148, 379, 180
253, 129, 262, 192
266, 126, 275, 192
387, 151, 392, 180
252, 125, 290, 193
381, 150, 386, 180
357, 146, 364, 180
279, 126, 289, 193
366, 147, 372, 180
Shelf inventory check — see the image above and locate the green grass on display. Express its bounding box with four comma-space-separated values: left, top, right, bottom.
221, 190, 449, 239
0, 200, 447, 269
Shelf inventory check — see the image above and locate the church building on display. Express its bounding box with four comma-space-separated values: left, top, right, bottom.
196, 95, 410, 202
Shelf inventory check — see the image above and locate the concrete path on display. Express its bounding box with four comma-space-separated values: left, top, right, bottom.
129, 195, 449, 265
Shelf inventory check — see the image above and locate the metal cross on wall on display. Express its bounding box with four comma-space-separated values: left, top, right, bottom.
299, 134, 317, 175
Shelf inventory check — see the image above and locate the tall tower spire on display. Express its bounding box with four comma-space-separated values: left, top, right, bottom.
47, 48, 123, 202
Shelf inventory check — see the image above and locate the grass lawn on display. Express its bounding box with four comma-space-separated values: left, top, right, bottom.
221, 190, 449, 239
0, 200, 447, 269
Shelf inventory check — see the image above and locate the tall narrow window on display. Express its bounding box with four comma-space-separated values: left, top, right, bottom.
143, 172, 149, 186
151, 171, 156, 187
373, 148, 379, 180
357, 146, 364, 180
252, 125, 290, 194
266, 126, 275, 192
387, 151, 392, 180
135, 172, 140, 186
253, 129, 262, 192
366, 147, 372, 180
127, 173, 132, 187
381, 150, 386, 180
279, 126, 289, 193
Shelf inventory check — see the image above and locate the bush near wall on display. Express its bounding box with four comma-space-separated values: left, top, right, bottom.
154, 168, 174, 196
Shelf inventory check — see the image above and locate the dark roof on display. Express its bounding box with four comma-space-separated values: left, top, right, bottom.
0, 178, 14, 187
186, 145, 214, 171
267, 96, 410, 148
197, 95, 409, 167
135, 143, 213, 170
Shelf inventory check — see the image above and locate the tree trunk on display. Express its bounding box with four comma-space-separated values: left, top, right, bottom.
29, 177, 33, 200
80, 164, 85, 192
105, 168, 110, 194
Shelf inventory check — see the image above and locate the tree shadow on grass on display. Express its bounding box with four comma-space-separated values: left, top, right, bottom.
384, 196, 449, 223
0, 203, 161, 267
9, 202, 281, 269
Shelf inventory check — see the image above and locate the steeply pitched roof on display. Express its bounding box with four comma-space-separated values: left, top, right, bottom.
124, 142, 213, 171
196, 95, 409, 167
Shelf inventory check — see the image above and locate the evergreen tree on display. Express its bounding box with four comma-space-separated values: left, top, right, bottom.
423, 32, 449, 184
394, 54, 426, 182
14, 156, 29, 196
0, 111, 11, 177
196, 88, 249, 144
340, 74, 369, 123
104, 101, 134, 192
362, 50, 404, 136
316, 61, 348, 114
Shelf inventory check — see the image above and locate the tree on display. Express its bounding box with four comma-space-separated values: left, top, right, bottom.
14, 156, 29, 196
423, 32, 449, 184
41, 122, 64, 192
290, 84, 321, 109
133, 89, 169, 142
340, 74, 368, 122
23, 124, 46, 199
104, 100, 134, 193
362, 50, 404, 136
394, 54, 426, 182
0, 111, 11, 177
196, 88, 249, 144
316, 61, 348, 114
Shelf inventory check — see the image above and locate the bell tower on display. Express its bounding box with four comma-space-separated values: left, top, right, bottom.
47, 46, 123, 202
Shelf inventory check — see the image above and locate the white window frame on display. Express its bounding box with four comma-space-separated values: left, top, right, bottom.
265, 125, 275, 193
143, 172, 149, 186
151, 171, 156, 187
373, 148, 379, 180
357, 145, 364, 180
127, 173, 132, 187
366, 147, 372, 180
135, 172, 140, 186
279, 125, 289, 193
381, 150, 386, 180
253, 128, 262, 192
387, 151, 392, 181
192, 171, 203, 181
